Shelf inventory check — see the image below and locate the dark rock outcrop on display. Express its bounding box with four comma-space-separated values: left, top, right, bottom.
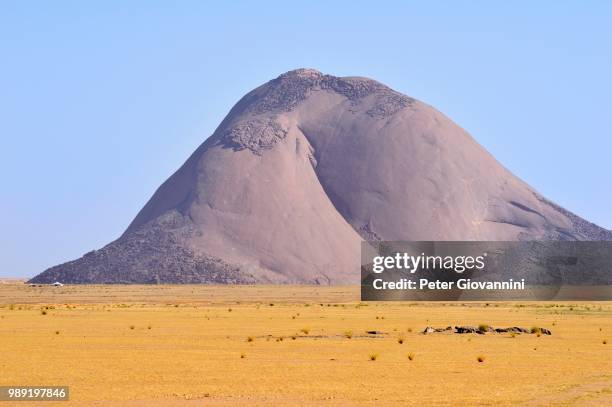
454, 326, 479, 334
422, 326, 552, 335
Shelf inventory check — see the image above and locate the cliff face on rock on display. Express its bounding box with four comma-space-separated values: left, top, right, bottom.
30, 69, 612, 284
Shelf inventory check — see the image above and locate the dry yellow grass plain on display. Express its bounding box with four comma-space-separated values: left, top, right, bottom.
1, 283, 611, 406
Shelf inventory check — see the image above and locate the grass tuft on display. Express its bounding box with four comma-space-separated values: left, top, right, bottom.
344, 330, 353, 339
407, 353, 415, 361
369, 353, 378, 361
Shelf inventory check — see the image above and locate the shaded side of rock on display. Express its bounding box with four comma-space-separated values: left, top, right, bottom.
455, 326, 479, 334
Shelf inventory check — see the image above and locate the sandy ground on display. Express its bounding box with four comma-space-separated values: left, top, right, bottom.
0, 283, 611, 406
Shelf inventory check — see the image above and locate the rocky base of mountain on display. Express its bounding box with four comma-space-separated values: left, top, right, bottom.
29, 211, 254, 284
539, 196, 612, 240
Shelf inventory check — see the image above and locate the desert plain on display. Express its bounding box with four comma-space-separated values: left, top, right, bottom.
0, 282, 611, 406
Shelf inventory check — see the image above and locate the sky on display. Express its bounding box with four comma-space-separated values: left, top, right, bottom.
1, 1, 610, 278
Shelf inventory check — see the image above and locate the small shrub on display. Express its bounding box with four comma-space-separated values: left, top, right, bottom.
300, 328, 310, 335
130, 325, 135, 330
240, 353, 246, 359
369, 353, 378, 361
291, 335, 297, 340
477, 355, 485, 363
603, 339, 608, 345
397, 336, 404, 345
147, 326, 151, 330
247, 336, 254, 342
228, 308, 232, 312
407, 327, 413, 333
41, 310, 47, 315
55, 331, 60, 335
344, 330, 353, 339
531, 327, 542, 334
407, 353, 415, 361
478, 324, 490, 333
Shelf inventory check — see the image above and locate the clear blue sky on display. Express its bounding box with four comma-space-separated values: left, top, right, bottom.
1, 1, 610, 278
